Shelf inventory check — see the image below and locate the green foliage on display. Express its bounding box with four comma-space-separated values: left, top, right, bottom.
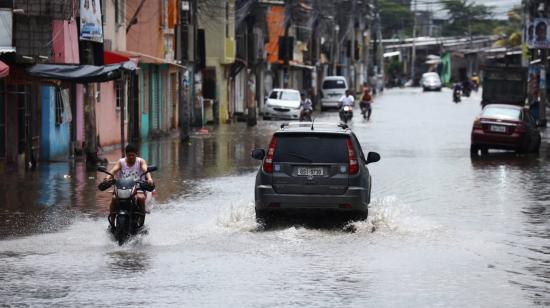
379, 0, 413, 38
385, 58, 403, 77
441, 0, 495, 36
494, 6, 523, 48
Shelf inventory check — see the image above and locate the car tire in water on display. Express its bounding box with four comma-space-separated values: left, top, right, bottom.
531, 137, 541, 153
255, 210, 274, 229
470, 145, 479, 157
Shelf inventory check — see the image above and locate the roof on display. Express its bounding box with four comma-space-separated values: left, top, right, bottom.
271, 88, 300, 93
277, 122, 352, 134
482, 104, 524, 110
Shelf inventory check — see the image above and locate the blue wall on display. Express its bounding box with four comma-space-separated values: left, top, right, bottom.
40, 86, 70, 161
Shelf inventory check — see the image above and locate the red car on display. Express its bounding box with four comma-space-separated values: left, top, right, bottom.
470, 104, 541, 156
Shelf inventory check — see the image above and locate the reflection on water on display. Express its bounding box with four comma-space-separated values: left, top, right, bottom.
107, 250, 151, 274
0, 124, 273, 239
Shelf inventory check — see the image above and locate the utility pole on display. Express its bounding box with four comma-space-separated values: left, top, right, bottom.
411, 0, 417, 84
333, 24, 340, 75
350, 0, 357, 93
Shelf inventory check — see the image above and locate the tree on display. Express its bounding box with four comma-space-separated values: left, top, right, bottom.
494, 6, 522, 47
379, 0, 413, 39
441, 0, 494, 36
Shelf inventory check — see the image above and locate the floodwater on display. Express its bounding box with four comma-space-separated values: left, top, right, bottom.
1, 88, 549, 307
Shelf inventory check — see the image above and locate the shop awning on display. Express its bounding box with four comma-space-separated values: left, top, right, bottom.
104, 50, 131, 65
0, 60, 8, 78
26, 61, 137, 83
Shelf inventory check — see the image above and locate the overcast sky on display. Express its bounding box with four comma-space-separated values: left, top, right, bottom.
416, 0, 521, 19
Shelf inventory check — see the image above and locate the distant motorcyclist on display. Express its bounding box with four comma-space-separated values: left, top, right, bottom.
470, 73, 480, 92
103, 144, 154, 217
360, 83, 373, 120
299, 92, 313, 121
452, 83, 462, 103
461, 79, 472, 97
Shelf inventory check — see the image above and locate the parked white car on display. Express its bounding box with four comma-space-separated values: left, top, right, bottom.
320, 76, 348, 110
421, 72, 442, 91
263, 89, 302, 120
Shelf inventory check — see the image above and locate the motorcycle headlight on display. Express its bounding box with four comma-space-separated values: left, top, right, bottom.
117, 189, 133, 199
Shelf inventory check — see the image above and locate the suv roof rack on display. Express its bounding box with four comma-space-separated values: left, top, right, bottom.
280, 122, 349, 131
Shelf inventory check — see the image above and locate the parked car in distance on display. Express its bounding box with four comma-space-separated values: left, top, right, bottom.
263, 89, 302, 120
470, 104, 541, 156
251, 122, 381, 227
420, 72, 442, 91
320, 76, 348, 111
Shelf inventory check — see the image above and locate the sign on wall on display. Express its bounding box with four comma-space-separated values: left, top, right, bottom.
80, 0, 103, 43
526, 18, 550, 49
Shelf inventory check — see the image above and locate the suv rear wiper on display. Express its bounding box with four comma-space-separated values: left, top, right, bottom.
286, 152, 313, 162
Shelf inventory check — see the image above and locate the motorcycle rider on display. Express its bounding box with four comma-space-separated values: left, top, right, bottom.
360, 83, 373, 120
339, 90, 355, 122
299, 92, 313, 121
452, 82, 462, 103
103, 144, 154, 218
461, 78, 472, 97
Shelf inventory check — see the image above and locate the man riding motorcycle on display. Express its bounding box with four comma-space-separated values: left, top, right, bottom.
360, 83, 373, 120
339, 90, 355, 123
299, 92, 313, 121
103, 144, 154, 220
452, 83, 462, 103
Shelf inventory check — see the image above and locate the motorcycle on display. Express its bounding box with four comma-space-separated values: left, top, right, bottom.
360, 102, 372, 120
300, 108, 312, 122
453, 89, 462, 103
339, 105, 353, 124
97, 165, 157, 245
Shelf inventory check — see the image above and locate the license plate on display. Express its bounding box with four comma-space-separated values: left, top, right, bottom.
296, 167, 324, 176
490, 125, 506, 133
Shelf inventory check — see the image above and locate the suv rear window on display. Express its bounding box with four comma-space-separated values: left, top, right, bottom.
273, 134, 349, 163
322, 80, 346, 89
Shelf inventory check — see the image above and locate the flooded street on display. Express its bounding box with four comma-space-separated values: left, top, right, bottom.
1, 88, 550, 307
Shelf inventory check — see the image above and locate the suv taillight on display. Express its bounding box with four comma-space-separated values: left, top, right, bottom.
263, 136, 277, 173
346, 138, 359, 175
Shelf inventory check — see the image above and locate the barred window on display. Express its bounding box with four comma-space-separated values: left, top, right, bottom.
55, 88, 64, 126
116, 80, 123, 109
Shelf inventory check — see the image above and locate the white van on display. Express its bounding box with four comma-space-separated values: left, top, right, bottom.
320, 76, 348, 110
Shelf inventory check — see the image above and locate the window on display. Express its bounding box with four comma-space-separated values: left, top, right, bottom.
55, 87, 64, 126
115, 0, 119, 24
225, 2, 229, 38
322, 80, 346, 89
269, 90, 300, 101
96, 83, 101, 102
481, 107, 521, 120
273, 134, 349, 163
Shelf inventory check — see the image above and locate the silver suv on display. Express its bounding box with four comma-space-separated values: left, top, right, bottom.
251, 123, 380, 225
